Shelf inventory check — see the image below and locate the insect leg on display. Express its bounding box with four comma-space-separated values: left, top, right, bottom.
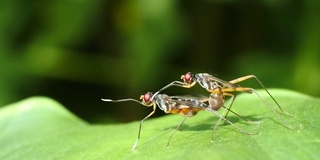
221, 105, 261, 124
166, 116, 189, 147
220, 87, 294, 130
200, 97, 259, 124
207, 108, 258, 141
153, 80, 197, 98
221, 93, 235, 120
250, 89, 295, 130
229, 75, 292, 116
131, 103, 157, 150
153, 81, 186, 97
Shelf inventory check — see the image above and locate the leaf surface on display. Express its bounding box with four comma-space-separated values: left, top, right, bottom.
0, 89, 319, 160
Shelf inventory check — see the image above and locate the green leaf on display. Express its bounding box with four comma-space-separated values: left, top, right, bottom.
1, 89, 319, 160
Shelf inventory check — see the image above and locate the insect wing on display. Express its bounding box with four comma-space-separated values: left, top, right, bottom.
170, 95, 207, 101
205, 74, 240, 88
165, 98, 206, 117
169, 96, 208, 109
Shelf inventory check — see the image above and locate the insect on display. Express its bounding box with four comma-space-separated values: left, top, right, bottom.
155, 72, 294, 129
102, 91, 256, 150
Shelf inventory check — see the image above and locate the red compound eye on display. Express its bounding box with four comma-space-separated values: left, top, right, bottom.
143, 93, 151, 103
184, 72, 192, 83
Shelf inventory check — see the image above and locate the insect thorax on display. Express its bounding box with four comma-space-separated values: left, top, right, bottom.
153, 94, 171, 112
195, 73, 221, 90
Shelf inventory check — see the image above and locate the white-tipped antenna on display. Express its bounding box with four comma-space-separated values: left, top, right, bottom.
101, 98, 143, 104
101, 98, 112, 102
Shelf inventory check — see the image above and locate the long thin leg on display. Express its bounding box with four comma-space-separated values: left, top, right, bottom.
166, 116, 189, 147
220, 87, 294, 130
221, 93, 260, 124
200, 97, 259, 124
207, 108, 258, 141
228, 75, 292, 116
221, 105, 261, 124
153, 80, 198, 99
211, 94, 237, 140
222, 93, 236, 120
131, 104, 157, 150
250, 89, 295, 130
153, 81, 186, 98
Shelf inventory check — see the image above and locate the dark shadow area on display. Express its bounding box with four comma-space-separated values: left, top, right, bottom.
163, 114, 263, 132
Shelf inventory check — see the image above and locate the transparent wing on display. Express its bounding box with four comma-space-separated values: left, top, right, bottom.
170, 95, 207, 101
206, 74, 240, 88
169, 95, 208, 109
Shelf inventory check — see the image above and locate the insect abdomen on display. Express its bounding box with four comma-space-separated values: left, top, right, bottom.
168, 108, 200, 117
208, 93, 224, 111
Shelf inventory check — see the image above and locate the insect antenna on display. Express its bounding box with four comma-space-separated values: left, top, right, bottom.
101, 98, 144, 104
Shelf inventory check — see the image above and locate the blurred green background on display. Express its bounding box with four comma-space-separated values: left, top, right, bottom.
1, 0, 319, 124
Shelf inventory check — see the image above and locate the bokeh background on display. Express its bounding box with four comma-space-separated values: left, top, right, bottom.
1, 0, 319, 124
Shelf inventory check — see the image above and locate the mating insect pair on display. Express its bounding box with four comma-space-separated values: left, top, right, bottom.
102, 72, 293, 150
